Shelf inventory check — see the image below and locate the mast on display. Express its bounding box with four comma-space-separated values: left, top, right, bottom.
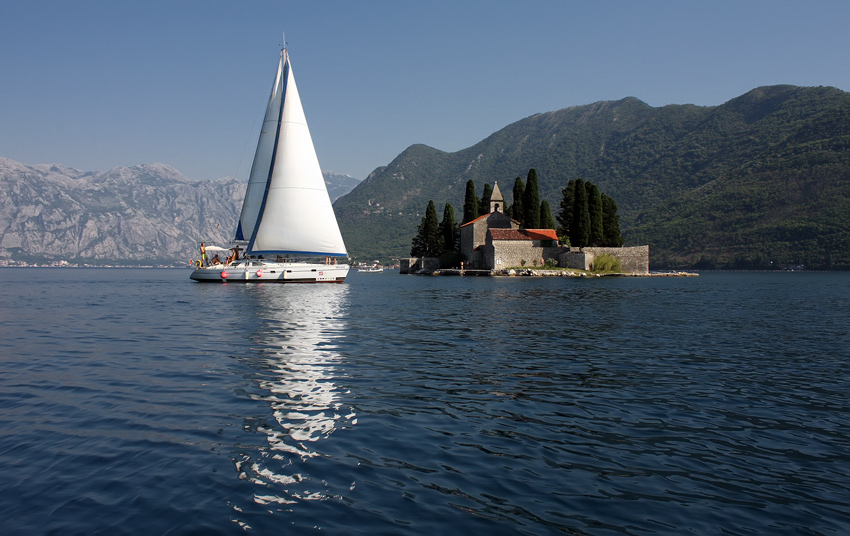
242, 45, 348, 257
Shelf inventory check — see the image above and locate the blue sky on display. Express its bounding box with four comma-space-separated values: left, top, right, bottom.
2, 1, 848, 181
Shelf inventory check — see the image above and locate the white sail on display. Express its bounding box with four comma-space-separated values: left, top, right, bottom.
192, 45, 350, 283
241, 48, 348, 257
237, 56, 283, 242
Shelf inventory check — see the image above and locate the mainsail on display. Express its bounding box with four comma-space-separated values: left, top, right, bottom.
236, 48, 347, 257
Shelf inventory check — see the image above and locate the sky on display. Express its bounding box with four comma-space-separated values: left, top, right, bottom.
2, 1, 849, 182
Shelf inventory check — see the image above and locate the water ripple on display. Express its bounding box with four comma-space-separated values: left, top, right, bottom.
1, 270, 849, 534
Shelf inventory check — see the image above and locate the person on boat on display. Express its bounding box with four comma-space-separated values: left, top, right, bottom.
200, 242, 209, 266
212, 254, 221, 265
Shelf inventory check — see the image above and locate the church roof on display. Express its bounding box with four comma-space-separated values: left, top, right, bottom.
459, 211, 519, 228
459, 213, 491, 228
489, 229, 559, 241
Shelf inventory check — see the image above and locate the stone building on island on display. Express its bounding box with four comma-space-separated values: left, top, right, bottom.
461, 181, 580, 270
403, 181, 650, 274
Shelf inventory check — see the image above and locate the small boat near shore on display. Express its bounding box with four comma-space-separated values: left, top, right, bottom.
357, 265, 383, 273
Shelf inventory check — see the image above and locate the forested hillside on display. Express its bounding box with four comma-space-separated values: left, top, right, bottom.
335, 85, 850, 269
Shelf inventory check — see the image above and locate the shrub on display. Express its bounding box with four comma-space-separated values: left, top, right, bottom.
591, 254, 621, 273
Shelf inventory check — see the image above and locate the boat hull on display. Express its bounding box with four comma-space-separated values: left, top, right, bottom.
190, 262, 349, 283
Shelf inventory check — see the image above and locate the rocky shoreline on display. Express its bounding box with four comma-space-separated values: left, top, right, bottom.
408, 268, 699, 277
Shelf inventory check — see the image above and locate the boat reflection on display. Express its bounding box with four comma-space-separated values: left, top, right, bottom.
232, 283, 354, 506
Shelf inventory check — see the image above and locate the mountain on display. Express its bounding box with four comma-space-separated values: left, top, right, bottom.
0, 158, 243, 265
334, 85, 850, 269
0, 157, 362, 266
323, 171, 361, 203
3, 84, 848, 269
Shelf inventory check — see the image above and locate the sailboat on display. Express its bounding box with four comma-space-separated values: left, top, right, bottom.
191, 44, 350, 283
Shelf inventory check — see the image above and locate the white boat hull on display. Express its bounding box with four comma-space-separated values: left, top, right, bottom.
190, 261, 349, 283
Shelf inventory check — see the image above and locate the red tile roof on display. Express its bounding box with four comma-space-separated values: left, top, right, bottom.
489, 228, 559, 241
489, 229, 527, 240
524, 229, 560, 241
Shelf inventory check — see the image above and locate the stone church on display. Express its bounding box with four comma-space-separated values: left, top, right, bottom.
457, 181, 650, 274
460, 182, 562, 269
402, 181, 650, 274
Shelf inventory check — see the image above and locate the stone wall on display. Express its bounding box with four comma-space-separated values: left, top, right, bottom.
399, 257, 440, 274
483, 242, 562, 269
459, 225, 477, 266
560, 246, 649, 274
562, 250, 592, 271
460, 212, 518, 268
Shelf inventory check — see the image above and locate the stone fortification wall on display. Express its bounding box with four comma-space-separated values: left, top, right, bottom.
484, 242, 562, 269
561, 246, 649, 274
399, 257, 440, 274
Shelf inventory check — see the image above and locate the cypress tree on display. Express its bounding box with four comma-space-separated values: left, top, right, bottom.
601, 193, 624, 247
479, 183, 492, 214
410, 230, 422, 257
586, 181, 604, 246
422, 200, 440, 256
510, 177, 524, 221
522, 169, 541, 228
540, 200, 556, 230
410, 200, 441, 257
462, 179, 479, 224
439, 202, 458, 252
571, 178, 590, 247
557, 179, 575, 236
410, 219, 425, 257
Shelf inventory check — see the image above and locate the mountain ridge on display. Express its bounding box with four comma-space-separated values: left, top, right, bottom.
2, 84, 848, 268
335, 84, 850, 268
0, 158, 358, 265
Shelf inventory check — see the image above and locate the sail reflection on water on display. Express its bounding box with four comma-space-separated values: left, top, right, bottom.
233, 284, 354, 506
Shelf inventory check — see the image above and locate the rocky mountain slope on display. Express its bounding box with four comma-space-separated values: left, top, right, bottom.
0, 158, 358, 265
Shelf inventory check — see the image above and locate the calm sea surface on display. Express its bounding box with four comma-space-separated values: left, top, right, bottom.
1, 268, 848, 535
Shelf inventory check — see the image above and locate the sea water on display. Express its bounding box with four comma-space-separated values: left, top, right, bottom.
0, 268, 848, 535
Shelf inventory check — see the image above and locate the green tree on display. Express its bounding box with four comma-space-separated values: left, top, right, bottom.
438, 202, 458, 252
522, 168, 541, 228
557, 179, 575, 236
510, 177, 524, 221
410, 225, 425, 257
586, 181, 604, 246
479, 183, 492, 215
571, 178, 590, 247
410, 200, 440, 257
601, 193, 624, 246
540, 200, 556, 230
462, 179, 479, 224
